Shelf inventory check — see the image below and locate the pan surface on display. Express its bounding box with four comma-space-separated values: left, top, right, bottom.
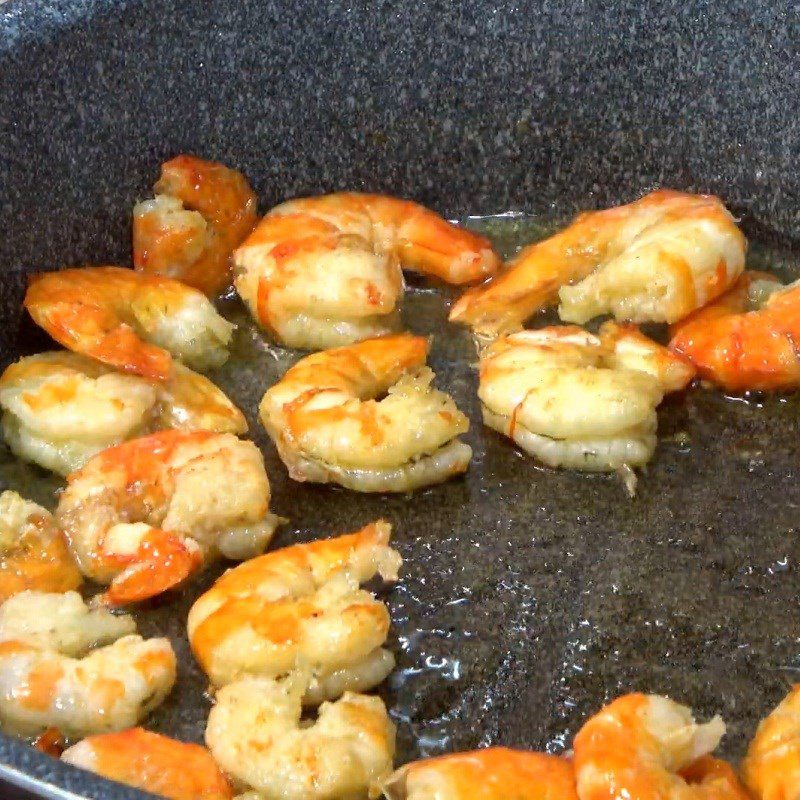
1, 2, 800, 799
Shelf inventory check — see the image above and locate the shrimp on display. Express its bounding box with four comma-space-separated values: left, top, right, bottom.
669, 270, 800, 392
372, 748, 577, 800
205, 672, 395, 800
0, 351, 246, 476
62, 728, 233, 800
24, 266, 234, 380
234, 192, 499, 350
0, 491, 81, 601
134, 154, 258, 297
188, 521, 400, 704
56, 430, 282, 605
740, 685, 800, 800
573, 693, 750, 800
478, 325, 694, 472
0, 590, 175, 737
450, 190, 746, 339
259, 334, 472, 492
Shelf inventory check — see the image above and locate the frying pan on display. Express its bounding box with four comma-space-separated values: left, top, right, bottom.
1, 1, 800, 799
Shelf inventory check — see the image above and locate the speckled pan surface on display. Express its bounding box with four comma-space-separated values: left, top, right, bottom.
1, 1, 800, 799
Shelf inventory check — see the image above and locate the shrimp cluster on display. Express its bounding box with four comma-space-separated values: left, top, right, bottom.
234, 192, 499, 350
0, 351, 246, 476
478, 323, 694, 472
188, 521, 401, 703
134, 154, 258, 296
56, 430, 281, 605
451, 190, 746, 339
259, 334, 472, 492
0, 590, 175, 737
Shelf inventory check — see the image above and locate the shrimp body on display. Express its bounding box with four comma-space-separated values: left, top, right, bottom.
373, 747, 577, 800
0, 352, 246, 476
188, 521, 401, 703
134, 154, 258, 296
669, 271, 800, 392
56, 430, 280, 605
24, 266, 234, 380
0, 590, 175, 737
740, 685, 800, 800
573, 693, 749, 800
478, 325, 694, 471
234, 192, 499, 350
62, 728, 233, 800
259, 334, 472, 492
450, 190, 745, 339
205, 673, 395, 800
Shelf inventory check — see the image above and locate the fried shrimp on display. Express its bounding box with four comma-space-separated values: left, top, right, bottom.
740, 685, 800, 800
56, 430, 281, 605
259, 334, 471, 492
0, 351, 246, 476
134, 154, 258, 296
0, 590, 175, 737
372, 747, 577, 800
478, 325, 694, 472
188, 521, 400, 703
669, 270, 800, 392
62, 728, 233, 800
24, 266, 234, 380
234, 192, 499, 349
450, 190, 745, 339
573, 693, 750, 800
0, 491, 81, 601
205, 673, 395, 800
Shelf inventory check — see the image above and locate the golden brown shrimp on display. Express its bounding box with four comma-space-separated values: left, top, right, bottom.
134, 154, 258, 297
0, 491, 81, 601
669, 270, 800, 392
740, 685, 800, 800
573, 693, 750, 800
450, 190, 746, 339
205, 673, 395, 800
234, 192, 499, 349
0, 351, 246, 476
0, 590, 175, 737
62, 728, 233, 800
372, 747, 577, 800
56, 430, 281, 605
259, 334, 471, 492
24, 266, 234, 380
188, 521, 400, 703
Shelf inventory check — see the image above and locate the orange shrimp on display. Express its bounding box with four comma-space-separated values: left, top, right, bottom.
373, 747, 577, 800
134, 154, 258, 296
450, 190, 746, 339
62, 728, 233, 800
669, 270, 800, 392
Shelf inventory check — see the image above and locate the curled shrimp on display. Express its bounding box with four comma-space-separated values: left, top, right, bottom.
56, 430, 281, 605
259, 334, 472, 492
0, 351, 246, 476
188, 521, 401, 703
205, 673, 395, 800
234, 192, 499, 350
669, 270, 800, 392
62, 728, 233, 800
450, 190, 746, 339
372, 747, 577, 800
478, 324, 694, 472
0, 590, 176, 737
573, 693, 750, 800
0, 491, 81, 601
134, 154, 258, 297
740, 685, 800, 800
24, 266, 234, 380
